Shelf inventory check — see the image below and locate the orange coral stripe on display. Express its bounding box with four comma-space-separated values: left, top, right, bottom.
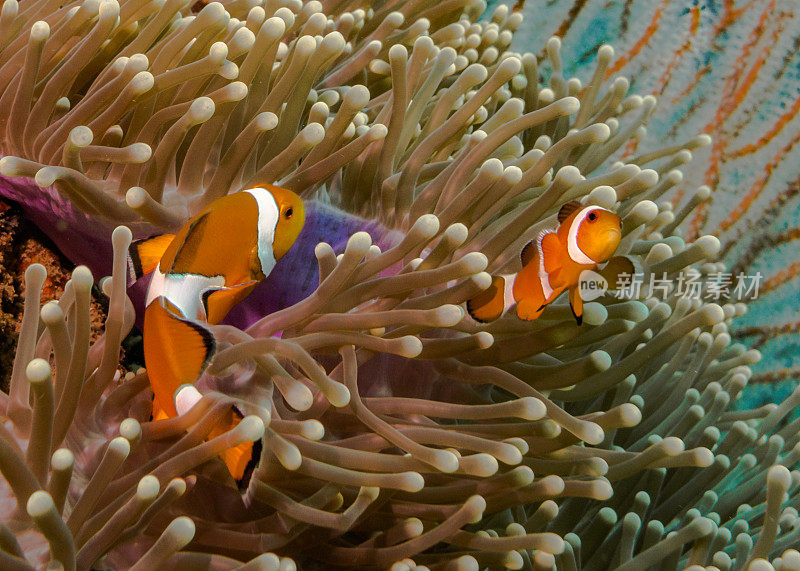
673, 0, 765, 102
727, 20, 785, 111
685, 1, 780, 237
717, 125, 800, 233
701, 0, 776, 187
749, 367, 800, 384
606, 3, 666, 77
727, 92, 800, 159
734, 321, 800, 338
762, 260, 800, 293
658, 6, 700, 95
777, 227, 800, 243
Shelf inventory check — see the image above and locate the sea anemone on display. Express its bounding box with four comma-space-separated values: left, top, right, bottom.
0, 0, 798, 568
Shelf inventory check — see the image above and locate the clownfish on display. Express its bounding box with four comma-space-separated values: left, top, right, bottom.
467, 200, 631, 324
128, 186, 304, 484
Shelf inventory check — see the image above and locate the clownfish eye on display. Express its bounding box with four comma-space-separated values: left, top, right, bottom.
284, 207, 293, 219
588, 212, 597, 221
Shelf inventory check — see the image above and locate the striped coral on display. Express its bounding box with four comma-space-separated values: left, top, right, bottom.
509, 0, 800, 408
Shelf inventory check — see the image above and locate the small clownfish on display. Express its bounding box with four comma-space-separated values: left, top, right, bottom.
128, 186, 305, 485
467, 200, 632, 325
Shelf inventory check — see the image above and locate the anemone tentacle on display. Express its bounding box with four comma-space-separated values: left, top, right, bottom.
0, 0, 796, 568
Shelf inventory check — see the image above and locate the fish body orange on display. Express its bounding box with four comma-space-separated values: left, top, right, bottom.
130, 186, 305, 483
467, 201, 623, 325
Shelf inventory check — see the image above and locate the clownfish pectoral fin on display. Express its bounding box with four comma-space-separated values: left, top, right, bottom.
568, 286, 583, 325
539, 231, 562, 274
143, 298, 215, 418
600, 256, 638, 291
128, 234, 176, 283
517, 298, 546, 321
201, 281, 259, 325
467, 276, 508, 323
518, 285, 562, 320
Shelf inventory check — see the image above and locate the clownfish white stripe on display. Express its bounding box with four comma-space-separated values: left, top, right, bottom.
175, 384, 203, 416
537, 231, 555, 300
502, 274, 516, 311
539, 271, 553, 301
567, 206, 602, 265
245, 187, 279, 277
145, 266, 166, 307
155, 269, 225, 321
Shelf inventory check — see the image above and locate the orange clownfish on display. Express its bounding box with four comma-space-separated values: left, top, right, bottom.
467, 200, 630, 325
129, 186, 305, 484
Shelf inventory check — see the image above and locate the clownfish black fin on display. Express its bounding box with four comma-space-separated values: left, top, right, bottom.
557, 200, 583, 224
539, 231, 561, 274
568, 287, 584, 325
520, 240, 537, 267
128, 233, 176, 283
466, 276, 507, 323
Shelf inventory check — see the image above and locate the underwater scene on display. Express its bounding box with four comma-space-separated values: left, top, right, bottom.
0, 0, 798, 568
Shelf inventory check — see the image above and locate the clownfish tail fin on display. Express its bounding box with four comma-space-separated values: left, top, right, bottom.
128, 233, 176, 284
206, 405, 262, 489
467, 275, 509, 323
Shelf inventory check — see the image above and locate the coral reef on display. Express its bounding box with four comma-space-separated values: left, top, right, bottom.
0, 0, 797, 568
509, 0, 800, 406
0, 198, 108, 390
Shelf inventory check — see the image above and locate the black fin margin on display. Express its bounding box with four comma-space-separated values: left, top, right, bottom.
570, 303, 583, 326
466, 298, 491, 323
127, 241, 145, 286
231, 404, 263, 491
161, 298, 217, 370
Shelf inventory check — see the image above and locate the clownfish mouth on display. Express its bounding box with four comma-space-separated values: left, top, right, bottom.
605, 228, 622, 243
594, 229, 622, 261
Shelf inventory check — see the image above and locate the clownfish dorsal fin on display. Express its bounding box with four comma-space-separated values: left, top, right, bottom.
201, 281, 259, 325
539, 231, 561, 274
128, 233, 176, 282
162, 212, 212, 273
520, 240, 537, 267
557, 200, 583, 224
